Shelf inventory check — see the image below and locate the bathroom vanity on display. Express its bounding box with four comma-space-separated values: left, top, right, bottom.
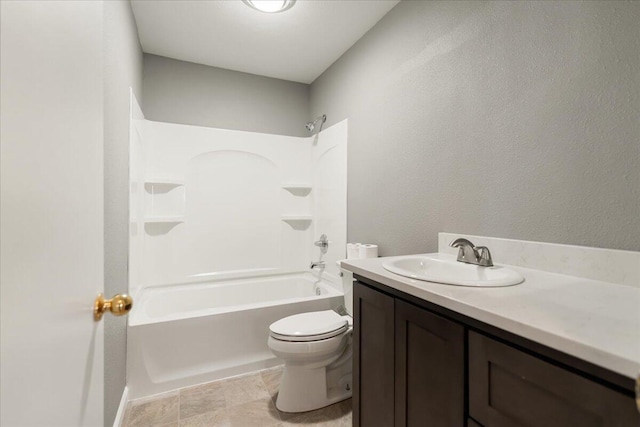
343, 242, 640, 427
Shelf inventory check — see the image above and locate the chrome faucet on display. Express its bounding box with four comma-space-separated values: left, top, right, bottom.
310, 261, 325, 270
449, 238, 493, 267
314, 234, 329, 254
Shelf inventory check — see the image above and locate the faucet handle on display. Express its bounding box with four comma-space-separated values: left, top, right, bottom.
314, 234, 329, 254
476, 246, 493, 267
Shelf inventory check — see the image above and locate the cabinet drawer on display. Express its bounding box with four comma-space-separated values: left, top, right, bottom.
468, 331, 639, 427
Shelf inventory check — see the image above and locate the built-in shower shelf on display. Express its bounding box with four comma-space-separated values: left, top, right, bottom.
281, 216, 312, 230
144, 216, 184, 224
282, 184, 312, 196
144, 178, 185, 189
282, 183, 312, 190
281, 215, 313, 222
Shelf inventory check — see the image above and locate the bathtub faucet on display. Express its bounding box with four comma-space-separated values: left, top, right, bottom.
310, 261, 325, 271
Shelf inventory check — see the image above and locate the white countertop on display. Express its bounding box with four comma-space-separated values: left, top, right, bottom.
342, 253, 640, 380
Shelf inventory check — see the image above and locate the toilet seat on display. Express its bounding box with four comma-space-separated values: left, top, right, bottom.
270, 310, 349, 342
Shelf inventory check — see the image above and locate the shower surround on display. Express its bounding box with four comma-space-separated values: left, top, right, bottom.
127, 93, 348, 398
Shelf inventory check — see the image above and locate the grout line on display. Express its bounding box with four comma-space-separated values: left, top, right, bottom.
260, 373, 283, 423
177, 388, 181, 423
128, 366, 288, 427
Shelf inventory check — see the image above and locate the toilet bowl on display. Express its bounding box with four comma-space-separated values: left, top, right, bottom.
268, 310, 353, 413
267, 265, 355, 413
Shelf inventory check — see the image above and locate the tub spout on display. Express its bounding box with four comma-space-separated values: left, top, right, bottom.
310, 261, 325, 270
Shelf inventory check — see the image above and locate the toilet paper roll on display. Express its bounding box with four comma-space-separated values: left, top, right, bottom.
359, 244, 378, 259
347, 243, 361, 260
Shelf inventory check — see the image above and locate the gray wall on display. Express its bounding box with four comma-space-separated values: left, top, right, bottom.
143, 54, 310, 137
311, 0, 640, 253
104, 1, 143, 425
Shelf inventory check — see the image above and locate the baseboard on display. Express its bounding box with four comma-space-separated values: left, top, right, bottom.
112, 386, 129, 427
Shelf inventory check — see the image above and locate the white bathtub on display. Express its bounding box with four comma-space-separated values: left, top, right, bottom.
127, 273, 344, 398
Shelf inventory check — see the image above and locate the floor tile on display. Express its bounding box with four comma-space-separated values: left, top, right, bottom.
125, 392, 180, 427
227, 397, 282, 427
335, 399, 352, 417
260, 366, 283, 400
222, 373, 271, 407
125, 366, 351, 427
180, 408, 230, 427
326, 409, 352, 427
282, 416, 351, 427
278, 399, 352, 425
180, 381, 226, 419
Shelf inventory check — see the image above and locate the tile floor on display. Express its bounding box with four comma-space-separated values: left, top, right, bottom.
122, 366, 352, 427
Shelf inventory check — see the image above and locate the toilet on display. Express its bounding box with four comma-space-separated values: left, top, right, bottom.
267, 267, 354, 413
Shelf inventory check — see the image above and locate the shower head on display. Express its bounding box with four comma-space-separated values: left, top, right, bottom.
305, 114, 327, 134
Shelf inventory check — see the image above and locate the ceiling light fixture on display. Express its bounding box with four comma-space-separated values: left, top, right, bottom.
242, 0, 296, 13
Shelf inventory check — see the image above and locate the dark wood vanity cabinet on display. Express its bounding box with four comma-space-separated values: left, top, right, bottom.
353, 281, 395, 427
468, 332, 639, 427
395, 299, 465, 426
353, 279, 640, 427
354, 281, 465, 427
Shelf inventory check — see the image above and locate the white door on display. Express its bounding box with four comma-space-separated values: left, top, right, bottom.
1, 1, 105, 426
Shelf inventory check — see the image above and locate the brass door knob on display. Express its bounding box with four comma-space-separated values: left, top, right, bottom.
94, 293, 133, 321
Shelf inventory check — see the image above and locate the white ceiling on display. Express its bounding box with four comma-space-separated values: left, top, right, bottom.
131, 0, 399, 84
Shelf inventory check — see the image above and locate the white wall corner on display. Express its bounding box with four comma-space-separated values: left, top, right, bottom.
112, 386, 129, 427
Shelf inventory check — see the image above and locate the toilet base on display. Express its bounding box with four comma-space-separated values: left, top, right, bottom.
275, 363, 352, 413
275, 336, 353, 413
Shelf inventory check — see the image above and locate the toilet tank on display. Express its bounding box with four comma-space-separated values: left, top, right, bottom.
340, 265, 354, 317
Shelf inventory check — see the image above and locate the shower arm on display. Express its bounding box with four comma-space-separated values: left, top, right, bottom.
305, 114, 327, 134
316, 114, 326, 134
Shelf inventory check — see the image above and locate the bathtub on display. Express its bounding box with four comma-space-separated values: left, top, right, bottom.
126, 273, 344, 399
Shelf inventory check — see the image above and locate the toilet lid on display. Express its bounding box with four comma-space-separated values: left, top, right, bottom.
269, 310, 349, 342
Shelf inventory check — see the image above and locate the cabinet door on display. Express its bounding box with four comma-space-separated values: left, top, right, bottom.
469, 331, 640, 427
395, 299, 465, 427
354, 281, 395, 427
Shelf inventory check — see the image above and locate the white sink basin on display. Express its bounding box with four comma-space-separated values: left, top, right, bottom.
382, 254, 524, 287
